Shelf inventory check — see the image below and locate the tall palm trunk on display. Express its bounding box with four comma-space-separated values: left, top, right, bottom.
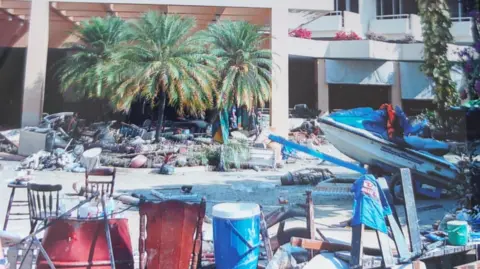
155, 90, 167, 142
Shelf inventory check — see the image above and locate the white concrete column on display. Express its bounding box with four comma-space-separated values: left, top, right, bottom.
359, 0, 377, 36
317, 59, 329, 113
391, 61, 403, 108
21, 0, 50, 127
270, 7, 289, 137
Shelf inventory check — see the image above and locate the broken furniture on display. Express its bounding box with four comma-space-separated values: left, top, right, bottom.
84, 168, 116, 199
139, 198, 206, 269
18, 130, 55, 157
36, 218, 134, 269
27, 183, 63, 233
291, 169, 479, 268
3, 183, 29, 231
264, 191, 322, 253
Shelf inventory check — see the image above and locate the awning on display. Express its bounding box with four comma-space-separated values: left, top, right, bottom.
325, 60, 395, 85
400, 62, 465, 99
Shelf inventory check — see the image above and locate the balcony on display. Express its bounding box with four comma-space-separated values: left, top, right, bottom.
303, 11, 362, 38
369, 14, 422, 40
451, 17, 474, 44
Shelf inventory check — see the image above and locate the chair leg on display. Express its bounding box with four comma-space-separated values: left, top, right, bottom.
29, 220, 38, 234
3, 188, 16, 230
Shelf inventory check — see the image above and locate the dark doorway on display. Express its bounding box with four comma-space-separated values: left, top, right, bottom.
329, 84, 390, 111
289, 56, 317, 109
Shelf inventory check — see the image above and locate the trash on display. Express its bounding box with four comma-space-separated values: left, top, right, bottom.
129, 136, 146, 145
158, 164, 175, 175
230, 131, 248, 141
281, 168, 334, 186
266, 244, 298, 269
303, 253, 348, 269
130, 155, 148, 168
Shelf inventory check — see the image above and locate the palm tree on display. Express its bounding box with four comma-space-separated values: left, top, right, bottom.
110, 12, 218, 141
56, 16, 127, 99
198, 20, 272, 111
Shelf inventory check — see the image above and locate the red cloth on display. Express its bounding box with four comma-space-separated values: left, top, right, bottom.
379, 104, 396, 139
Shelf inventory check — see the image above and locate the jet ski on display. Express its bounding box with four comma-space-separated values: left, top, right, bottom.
317, 106, 464, 200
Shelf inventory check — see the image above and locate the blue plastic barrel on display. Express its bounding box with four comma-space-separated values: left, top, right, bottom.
212, 203, 261, 269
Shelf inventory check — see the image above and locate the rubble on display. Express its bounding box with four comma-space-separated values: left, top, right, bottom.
8, 108, 325, 174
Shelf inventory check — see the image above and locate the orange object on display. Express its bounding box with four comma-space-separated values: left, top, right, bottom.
379, 103, 396, 139
37, 218, 134, 269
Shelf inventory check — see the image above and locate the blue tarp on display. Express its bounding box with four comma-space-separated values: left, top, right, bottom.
351, 175, 392, 234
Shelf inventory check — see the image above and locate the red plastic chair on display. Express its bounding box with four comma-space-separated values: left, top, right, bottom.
139, 198, 206, 269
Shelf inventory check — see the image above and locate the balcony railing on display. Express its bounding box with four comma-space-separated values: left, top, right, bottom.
451, 17, 474, 44
304, 11, 362, 38
370, 14, 422, 40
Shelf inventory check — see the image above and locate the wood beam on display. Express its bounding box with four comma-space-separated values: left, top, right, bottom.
50, 2, 77, 25
0, 9, 26, 21
0, 0, 30, 9
50, 2, 106, 11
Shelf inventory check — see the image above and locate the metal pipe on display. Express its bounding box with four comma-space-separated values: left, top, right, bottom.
101, 197, 116, 269
392, 0, 397, 16
458, 0, 462, 18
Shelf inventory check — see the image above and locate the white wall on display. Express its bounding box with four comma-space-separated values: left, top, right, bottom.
358, 0, 376, 35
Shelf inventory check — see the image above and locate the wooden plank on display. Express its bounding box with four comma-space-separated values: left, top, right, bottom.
377, 177, 411, 263
376, 230, 394, 268
306, 191, 315, 260
351, 225, 364, 268
290, 237, 352, 252
259, 211, 273, 261
400, 168, 422, 257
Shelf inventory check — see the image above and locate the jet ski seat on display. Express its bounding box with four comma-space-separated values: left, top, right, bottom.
402, 136, 450, 156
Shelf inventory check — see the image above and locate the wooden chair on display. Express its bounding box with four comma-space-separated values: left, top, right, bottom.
85, 167, 116, 198
139, 198, 206, 269
26, 183, 62, 233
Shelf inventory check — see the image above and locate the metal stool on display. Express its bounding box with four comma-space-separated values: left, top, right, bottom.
3, 183, 29, 231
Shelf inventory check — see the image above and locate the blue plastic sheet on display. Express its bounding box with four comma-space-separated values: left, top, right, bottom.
351, 175, 392, 234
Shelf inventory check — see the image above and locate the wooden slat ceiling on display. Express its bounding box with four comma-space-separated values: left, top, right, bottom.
0, 0, 270, 26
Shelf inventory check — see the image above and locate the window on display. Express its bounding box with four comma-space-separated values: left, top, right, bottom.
377, 0, 418, 16
447, 0, 469, 18
334, 0, 359, 13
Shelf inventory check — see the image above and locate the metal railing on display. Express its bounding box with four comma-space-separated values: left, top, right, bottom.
451, 17, 473, 22
375, 14, 410, 20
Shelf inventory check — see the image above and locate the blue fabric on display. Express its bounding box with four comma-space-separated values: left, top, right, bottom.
351, 175, 392, 234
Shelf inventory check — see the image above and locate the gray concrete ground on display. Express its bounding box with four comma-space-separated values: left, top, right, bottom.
0, 143, 458, 255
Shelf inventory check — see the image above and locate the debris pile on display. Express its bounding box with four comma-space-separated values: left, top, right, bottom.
7, 111, 283, 173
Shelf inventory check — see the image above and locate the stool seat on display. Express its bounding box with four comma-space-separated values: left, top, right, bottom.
7, 182, 28, 188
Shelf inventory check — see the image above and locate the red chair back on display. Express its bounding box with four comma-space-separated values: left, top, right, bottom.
139, 198, 206, 269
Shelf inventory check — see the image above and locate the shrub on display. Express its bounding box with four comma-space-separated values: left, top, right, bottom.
334, 31, 362, 40
289, 28, 312, 39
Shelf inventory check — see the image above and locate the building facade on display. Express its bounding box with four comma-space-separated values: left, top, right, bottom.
288, 0, 472, 115
0, 0, 474, 136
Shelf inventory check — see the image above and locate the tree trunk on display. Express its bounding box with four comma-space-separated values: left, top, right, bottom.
155, 90, 167, 142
